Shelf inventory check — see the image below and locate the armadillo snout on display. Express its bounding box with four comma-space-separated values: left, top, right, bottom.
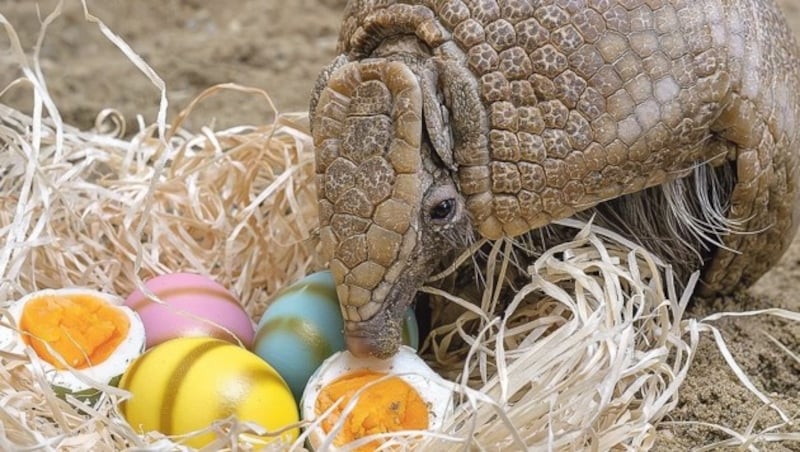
344, 334, 380, 358
344, 327, 401, 359
339, 290, 408, 359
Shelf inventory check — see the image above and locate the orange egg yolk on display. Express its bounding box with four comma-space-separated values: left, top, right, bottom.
315, 370, 429, 450
19, 293, 130, 369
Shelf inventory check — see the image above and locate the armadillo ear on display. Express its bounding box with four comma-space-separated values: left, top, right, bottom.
310, 55, 349, 132
420, 60, 455, 171
426, 58, 489, 169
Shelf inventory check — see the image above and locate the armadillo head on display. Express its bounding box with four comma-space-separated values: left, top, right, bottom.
310, 56, 473, 358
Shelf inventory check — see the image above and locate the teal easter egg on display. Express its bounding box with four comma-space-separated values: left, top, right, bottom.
253, 272, 341, 401
252, 271, 419, 402
402, 304, 419, 351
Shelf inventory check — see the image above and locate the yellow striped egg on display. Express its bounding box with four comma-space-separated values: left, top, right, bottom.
119, 337, 299, 448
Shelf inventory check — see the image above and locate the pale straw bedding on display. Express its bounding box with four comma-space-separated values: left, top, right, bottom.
0, 4, 798, 451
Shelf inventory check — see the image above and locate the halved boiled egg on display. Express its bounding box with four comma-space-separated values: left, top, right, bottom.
301, 346, 453, 451
0, 288, 146, 401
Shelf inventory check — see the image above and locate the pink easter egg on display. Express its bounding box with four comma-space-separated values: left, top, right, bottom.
124, 273, 254, 349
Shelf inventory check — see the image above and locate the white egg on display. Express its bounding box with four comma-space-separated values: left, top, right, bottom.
0, 288, 146, 401
301, 345, 454, 451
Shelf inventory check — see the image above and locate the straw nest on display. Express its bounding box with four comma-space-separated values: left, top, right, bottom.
1, 6, 798, 452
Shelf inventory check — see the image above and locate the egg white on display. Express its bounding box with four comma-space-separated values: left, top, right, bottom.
300, 345, 454, 450
0, 288, 146, 400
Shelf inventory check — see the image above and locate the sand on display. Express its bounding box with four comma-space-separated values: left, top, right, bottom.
0, 1, 798, 450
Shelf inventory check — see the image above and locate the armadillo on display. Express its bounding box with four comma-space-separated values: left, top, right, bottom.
309, 0, 800, 359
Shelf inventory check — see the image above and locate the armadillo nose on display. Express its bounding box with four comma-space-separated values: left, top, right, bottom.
345, 333, 382, 359
344, 332, 399, 360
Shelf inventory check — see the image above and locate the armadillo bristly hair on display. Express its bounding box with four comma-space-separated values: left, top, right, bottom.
311, 0, 800, 358
493, 160, 737, 293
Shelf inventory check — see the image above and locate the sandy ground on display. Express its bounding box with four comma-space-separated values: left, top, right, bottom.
0, 1, 799, 450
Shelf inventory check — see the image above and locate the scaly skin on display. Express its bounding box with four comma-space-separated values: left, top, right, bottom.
310, 0, 800, 358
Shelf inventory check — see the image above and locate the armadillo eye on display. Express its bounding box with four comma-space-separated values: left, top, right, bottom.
430, 198, 455, 221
